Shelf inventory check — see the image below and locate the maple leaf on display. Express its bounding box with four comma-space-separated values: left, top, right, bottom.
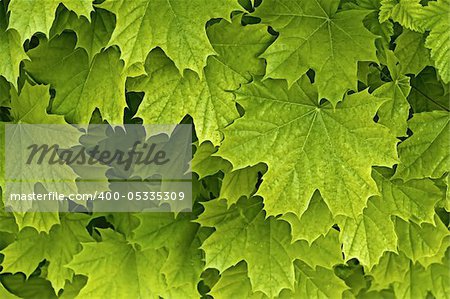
428, 249, 450, 299
10, 83, 66, 124
416, 236, 450, 268
68, 229, 197, 298
388, 250, 450, 298
367, 251, 410, 291
281, 192, 334, 244
209, 262, 268, 299
11, 209, 60, 234
0, 0, 449, 296
132, 213, 205, 297
379, 0, 423, 32
0, 4, 27, 88
394, 215, 449, 263
0, 214, 93, 292
255, 0, 378, 104
218, 76, 398, 219
50, 7, 116, 61
127, 16, 273, 144
394, 29, 431, 75
339, 197, 398, 269
25, 33, 127, 124
4, 83, 81, 217
373, 52, 411, 137
219, 164, 266, 207
99, 0, 241, 74
0, 76, 11, 106
0, 195, 18, 234
420, 0, 450, 83
7, 0, 93, 42
293, 229, 344, 269
278, 260, 349, 299
197, 197, 297, 297
392, 261, 431, 298
0, 284, 17, 299
372, 167, 442, 224
408, 67, 450, 112
191, 142, 231, 178
394, 111, 449, 181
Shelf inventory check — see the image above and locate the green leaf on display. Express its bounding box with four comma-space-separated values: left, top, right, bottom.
12, 210, 60, 233
255, 0, 378, 103
395, 215, 449, 263
334, 261, 369, 296
367, 251, 410, 291
50, 7, 115, 60
219, 77, 398, 219
127, 17, 272, 144
0, 9, 27, 88
392, 261, 431, 299
394, 30, 431, 75
429, 248, 450, 299
446, 175, 450, 211
0, 274, 56, 299
281, 192, 334, 243
191, 142, 231, 179
5, 83, 81, 213
8, 0, 93, 42
339, 197, 398, 269
0, 192, 18, 234
10, 83, 66, 124
294, 229, 344, 269
197, 197, 296, 297
0, 283, 18, 299
416, 236, 450, 268
279, 260, 349, 299
209, 262, 268, 299
1, 214, 93, 292
408, 67, 450, 112
0, 76, 11, 107
59, 275, 87, 299
373, 52, 411, 137
420, 0, 450, 83
379, 0, 423, 32
132, 213, 204, 297
68, 229, 195, 298
99, 0, 240, 75
394, 111, 449, 181
219, 164, 265, 207
372, 168, 442, 224
25, 33, 126, 124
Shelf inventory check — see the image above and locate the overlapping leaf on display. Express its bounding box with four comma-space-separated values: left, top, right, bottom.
255, 0, 378, 103
127, 16, 273, 144
8, 0, 93, 42
99, 0, 241, 74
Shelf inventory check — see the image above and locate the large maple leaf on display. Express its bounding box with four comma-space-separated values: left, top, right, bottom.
218, 76, 398, 219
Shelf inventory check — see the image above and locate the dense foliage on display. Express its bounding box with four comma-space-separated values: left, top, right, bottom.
0, 0, 449, 298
